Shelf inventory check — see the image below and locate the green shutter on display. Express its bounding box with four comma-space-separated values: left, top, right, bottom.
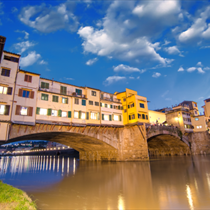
109, 115, 112, 121
86, 112, 89, 120
128, 105, 130, 108
47, 109, 52, 116
58, 110, 62, 117
129, 115, 131, 120
36, 107, 40, 115
102, 114, 104, 120
110, 105, 113, 108
79, 111, 82, 119
119, 115, 122, 121
100, 103, 102, 107
46, 83, 49, 89
98, 112, 100, 120
68, 111, 71, 118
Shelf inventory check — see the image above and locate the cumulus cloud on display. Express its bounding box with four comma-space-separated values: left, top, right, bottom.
13, 41, 35, 53
129, 76, 135, 79
39, 60, 48, 65
19, 2, 79, 33
164, 46, 181, 55
152, 72, 161, 78
179, 6, 210, 43
20, 51, 41, 67
86, 57, 98, 65
197, 67, 205, 73
113, 64, 140, 73
16, 30, 29, 39
178, 66, 184, 72
197, 61, 202, 66
78, 0, 181, 65
103, 76, 126, 85
187, 66, 205, 73
204, 67, 210, 70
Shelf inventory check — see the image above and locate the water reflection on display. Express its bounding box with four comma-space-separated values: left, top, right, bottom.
1, 156, 210, 209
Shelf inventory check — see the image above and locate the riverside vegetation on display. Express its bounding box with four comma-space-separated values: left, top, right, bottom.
0, 180, 36, 210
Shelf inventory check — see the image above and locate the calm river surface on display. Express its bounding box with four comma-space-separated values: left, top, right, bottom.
1, 155, 210, 209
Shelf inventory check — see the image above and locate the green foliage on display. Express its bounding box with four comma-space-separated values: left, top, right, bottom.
177, 129, 183, 139
0, 180, 37, 210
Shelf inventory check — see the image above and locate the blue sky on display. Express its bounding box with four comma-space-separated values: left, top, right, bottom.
1, 0, 210, 112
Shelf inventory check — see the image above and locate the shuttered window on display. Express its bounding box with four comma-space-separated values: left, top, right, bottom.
1, 68, 10, 77
15, 105, 33, 116
41, 93, 48, 101
18, 89, 34, 99
52, 95, 59, 102
82, 99, 86, 106
60, 86, 67, 95
24, 75, 32, 82
41, 82, 49, 89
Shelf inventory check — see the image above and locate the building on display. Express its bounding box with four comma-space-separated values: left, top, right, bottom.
0, 36, 21, 140
179, 101, 199, 116
165, 104, 193, 133
191, 115, 207, 132
116, 88, 149, 125
148, 110, 166, 125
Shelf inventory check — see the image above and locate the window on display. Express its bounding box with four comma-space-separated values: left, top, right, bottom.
132, 114, 135, 119
194, 104, 197, 107
138, 114, 141, 119
51, 110, 57, 117
62, 97, 68, 104
76, 89, 82, 96
142, 114, 145, 119
62, 111, 67, 118
123, 98, 126, 102
140, 103, 145, 108
130, 103, 135, 108
0, 105, 10, 115
41, 93, 48, 101
101, 94, 104, 99
0, 105, 5, 115
114, 115, 119, 121
16, 106, 32, 116
188, 119, 191, 122
60, 86, 67, 95
18, 89, 34, 98
195, 118, 199, 121
20, 107, 28, 115
1, 68, 10, 77
40, 108, 47, 115
91, 112, 97, 120
89, 101, 93, 105
91, 91, 96, 96
104, 114, 109, 121
0, 86, 12, 95
195, 111, 198, 115
197, 125, 202, 129
74, 111, 79, 119
146, 115, 148, 120
81, 112, 86, 119
95, 102, 99, 106
52, 95, 59, 102
124, 109, 127, 113
41, 82, 49, 89
4, 55, 19, 63
82, 99, 86, 106
24, 75, 32, 82
75, 98, 79, 105
105, 104, 107, 108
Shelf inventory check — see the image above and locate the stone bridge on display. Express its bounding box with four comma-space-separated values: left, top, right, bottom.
0, 122, 200, 161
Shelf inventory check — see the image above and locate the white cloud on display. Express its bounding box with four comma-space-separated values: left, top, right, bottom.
179, 6, 210, 42
15, 30, 29, 39
78, 0, 181, 65
19, 2, 79, 33
39, 60, 48, 65
178, 66, 184, 72
204, 67, 210, 70
152, 72, 161, 78
137, 76, 140, 79
164, 46, 181, 55
129, 76, 135, 79
20, 51, 41, 67
163, 40, 171, 46
103, 76, 126, 85
113, 64, 140, 73
86, 57, 98, 65
13, 41, 35, 53
64, 77, 74, 80
197, 61, 202, 66
197, 67, 205, 74
11, 7, 18, 13
187, 67, 196, 72
198, 96, 204, 100
161, 90, 169, 98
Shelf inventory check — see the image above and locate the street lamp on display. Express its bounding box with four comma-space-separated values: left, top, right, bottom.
175, 117, 180, 127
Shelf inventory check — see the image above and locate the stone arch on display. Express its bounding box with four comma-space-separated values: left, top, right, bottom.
147, 134, 191, 157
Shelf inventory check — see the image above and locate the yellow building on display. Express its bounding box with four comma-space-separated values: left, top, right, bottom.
179, 101, 199, 116
148, 110, 166, 124
116, 88, 149, 125
191, 115, 207, 132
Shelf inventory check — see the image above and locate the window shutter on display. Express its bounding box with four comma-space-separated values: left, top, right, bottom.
128, 105, 130, 109
15, 105, 21, 115
118, 105, 120, 109
97, 112, 100, 120
100, 103, 102, 107
58, 110, 62, 117
47, 109, 52, 116
29, 76, 32, 82
79, 111, 82, 119
86, 112, 89, 120
121, 106, 123, 110
18, 89, 23, 97
5, 105, 10, 115
30, 91, 34, 99
7, 87, 12, 95
68, 111, 71, 118
110, 105, 112, 108
129, 115, 131, 120
36, 107, 40, 115
28, 107, 33, 116
102, 114, 104, 120
119, 115, 122, 121
46, 83, 49, 89
109, 115, 112, 121
24, 75, 28, 82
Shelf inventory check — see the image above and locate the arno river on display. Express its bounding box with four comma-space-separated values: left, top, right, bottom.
1, 155, 210, 209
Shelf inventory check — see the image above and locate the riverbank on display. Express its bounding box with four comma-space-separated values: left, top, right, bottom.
0, 180, 36, 210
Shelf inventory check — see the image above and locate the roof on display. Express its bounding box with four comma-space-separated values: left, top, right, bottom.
180, 100, 197, 104
4, 50, 20, 57
204, 98, 210, 102
19, 69, 40, 76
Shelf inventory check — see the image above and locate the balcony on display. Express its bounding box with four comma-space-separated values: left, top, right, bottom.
100, 97, 121, 103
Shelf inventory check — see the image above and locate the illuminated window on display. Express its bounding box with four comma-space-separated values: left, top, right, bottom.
0, 105, 5, 115
62, 97, 68, 104
51, 110, 57, 117
74, 111, 79, 119
0, 86, 7, 94
114, 115, 119, 121
40, 108, 47, 115
102, 103, 105, 107
20, 107, 28, 115
196, 125, 202, 129
195, 118, 199, 121
62, 111, 67, 117
91, 112, 97, 120
104, 114, 109, 121
107, 104, 110, 108
81, 112, 86, 119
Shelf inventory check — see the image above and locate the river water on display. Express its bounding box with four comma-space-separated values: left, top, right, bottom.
0, 155, 210, 210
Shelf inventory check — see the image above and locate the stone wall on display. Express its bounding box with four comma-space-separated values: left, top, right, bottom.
188, 131, 210, 155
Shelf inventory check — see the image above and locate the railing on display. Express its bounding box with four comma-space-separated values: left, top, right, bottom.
100, 97, 121, 103
39, 87, 86, 98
